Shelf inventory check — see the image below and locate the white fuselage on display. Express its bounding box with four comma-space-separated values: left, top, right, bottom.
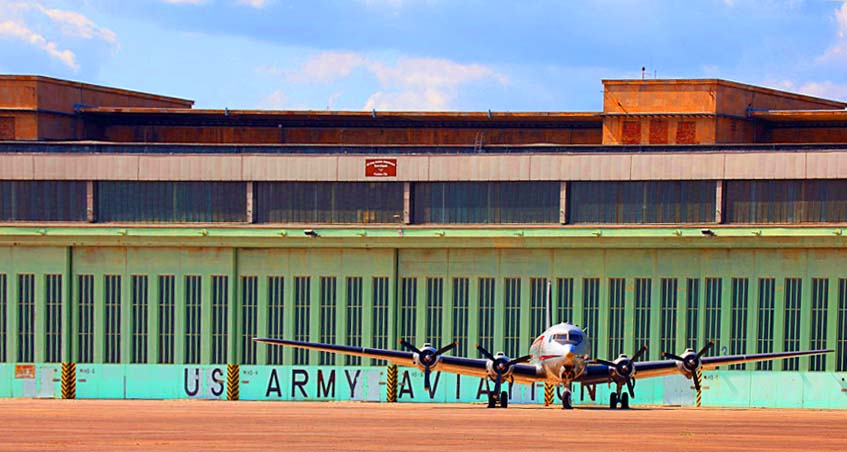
528, 323, 591, 385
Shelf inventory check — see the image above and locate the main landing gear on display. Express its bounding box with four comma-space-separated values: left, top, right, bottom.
487, 391, 509, 409
609, 391, 630, 409
561, 386, 573, 410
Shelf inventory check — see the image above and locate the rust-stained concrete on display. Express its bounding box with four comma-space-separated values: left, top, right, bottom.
0, 400, 844, 451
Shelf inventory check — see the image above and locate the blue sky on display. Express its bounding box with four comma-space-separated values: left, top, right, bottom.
1, 0, 846, 111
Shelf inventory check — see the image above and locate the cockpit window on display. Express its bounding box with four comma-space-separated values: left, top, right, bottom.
550, 331, 583, 345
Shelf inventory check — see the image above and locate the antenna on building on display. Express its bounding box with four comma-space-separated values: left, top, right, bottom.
641, 66, 646, 80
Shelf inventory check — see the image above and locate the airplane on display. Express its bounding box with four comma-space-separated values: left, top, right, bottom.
254, 322, 832, 410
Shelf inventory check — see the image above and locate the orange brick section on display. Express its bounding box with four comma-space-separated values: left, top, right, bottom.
622, 120, 641, 144
649, 119, 668, 144
676, 121, 697, 144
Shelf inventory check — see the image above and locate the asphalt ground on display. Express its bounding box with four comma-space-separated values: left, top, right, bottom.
0, 399, 844, 451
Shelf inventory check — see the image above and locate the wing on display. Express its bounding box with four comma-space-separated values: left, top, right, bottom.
254, 338, 545, 384
577, 349, 833, 385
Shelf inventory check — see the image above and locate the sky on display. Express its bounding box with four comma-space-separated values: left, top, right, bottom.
1, 0, 847, 111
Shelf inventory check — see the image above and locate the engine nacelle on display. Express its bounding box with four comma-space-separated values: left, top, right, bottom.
411, 343, 443, 371
608, 353, 637, 382
673, 348, 701, 378
485, 352, 515, 381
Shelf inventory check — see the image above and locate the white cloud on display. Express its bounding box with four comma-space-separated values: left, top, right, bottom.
259, 89, 287, 109
236, 0, 270, 8
818, 1, 847, 63
0, 19, 78, 70
796, 80, 847, 101
33, 4, 118, 46
283, 52, 506, 110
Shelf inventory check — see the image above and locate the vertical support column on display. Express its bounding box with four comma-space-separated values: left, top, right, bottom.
229, 249, 239, 366
63, 247, 73, 364
715, 180, 724, 224
245, 182, 254, 224
86, 181, 94, 223
403, 182, 411, 225
559, 182, 567, 225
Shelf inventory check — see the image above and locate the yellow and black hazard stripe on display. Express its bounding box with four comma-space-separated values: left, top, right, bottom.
61, 362, 76, 399
386, 365, 398, 402
544, 383, 554, 406
227, 364, 240, 401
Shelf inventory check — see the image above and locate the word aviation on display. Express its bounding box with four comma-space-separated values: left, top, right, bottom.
255, 322, 831, 409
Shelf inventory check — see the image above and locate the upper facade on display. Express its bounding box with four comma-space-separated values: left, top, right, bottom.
2, 75, 846, 145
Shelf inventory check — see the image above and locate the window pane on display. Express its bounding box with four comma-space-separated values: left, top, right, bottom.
371, 277, 390, 366
131, 275, 149, 364
451, 278, 469, 357
756, 278, 775, 371
184, 276, 202, 365
0, 181, 86, 221
17, 274, 35, 363
569, 181, 715, 224
255, 182, 403, 224
413, 182, 559, 224
241, 276, 258, 365
729, 278, 749, 370
211, 275, 228, 365
45, 274, 62, 363
319, 277, 337, 365
97, 181, 246, 222
346, 277, 363, 366
608, 278, 626, 358
267, 276, 285, 365
293, 277, 310, 365
78, 275, 94, 363
504, 278, 521, 359
158, 275, 175, 364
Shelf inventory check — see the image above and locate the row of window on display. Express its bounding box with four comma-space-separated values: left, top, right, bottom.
1, 273, 845, 371
4, 180, 847, 224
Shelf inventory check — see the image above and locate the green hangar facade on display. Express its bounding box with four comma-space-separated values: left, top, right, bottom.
0, 75, 846, 407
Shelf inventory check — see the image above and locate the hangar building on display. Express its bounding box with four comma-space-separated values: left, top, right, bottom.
0, 74, 845, 406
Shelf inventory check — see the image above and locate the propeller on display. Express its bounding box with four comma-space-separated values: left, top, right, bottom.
661, 340, 714, 393
399, 339, 457, 391
476, 344, 532, 397
593, 344, 648, 398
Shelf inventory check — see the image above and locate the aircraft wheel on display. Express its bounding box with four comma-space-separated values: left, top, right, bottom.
609, 392, 618, 409
487, 393, 497, 408
620, 393, 630, 409
499, 391, 508, 408
561, 389, 573, 410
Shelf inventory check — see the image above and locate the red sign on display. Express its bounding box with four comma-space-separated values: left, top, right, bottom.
365, 159, 397, 177
15, 364, 35, 379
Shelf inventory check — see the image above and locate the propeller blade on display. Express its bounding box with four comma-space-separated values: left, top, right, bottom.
399, 339, 421, 354
476, 344, 495, 361
509, 354, 532, 365
423, 368, 432, 392
436, 342, 458, 356
593, 359, 615, 366
626, 378, 635, 398
697, 340, 715, 357
662, 352, 685, 361
631, 344, 648, 361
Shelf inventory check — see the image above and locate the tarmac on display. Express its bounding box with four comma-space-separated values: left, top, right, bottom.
0, 399, 844, 451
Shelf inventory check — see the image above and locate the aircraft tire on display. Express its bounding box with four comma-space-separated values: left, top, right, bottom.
620, 393, 630, 409
487, 393, 496, 409
562, 390, 573, 410
499, 391, 508, 409
609, 392, 618, 409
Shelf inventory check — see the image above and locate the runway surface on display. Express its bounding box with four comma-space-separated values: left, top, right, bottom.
0, 399, 844, 451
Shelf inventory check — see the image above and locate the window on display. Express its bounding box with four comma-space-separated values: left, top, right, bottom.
267, 276, 285, 365
211, 276, 228, 365
608, 278, 626, 358
158, 275, 175, 364
97, 181, 246, 223
78, 274, 95, 363
241, 276, 258, 365
729, 278, 749, 370
810, 278, 829, 371
45, 274, 62, 363
686, 279, 700, 349
0, 274, 5, 362
399, 278, 417, 343
255, 182, 403, 224
634, 278, 652, 360
131, 275, 149, 364
582, 278, 600, 358
783, 278, 802, 371
660, 278, 678, 357
557, 278, 574, 325
452, 278, 469, 357
413, 182, 559, 224
704, 278, 722, 358
504, 278, 521, 359
725, 180, 847, 223
319, 277, 337, 365
478, 278, 496, 353
551, 331, 583, 345
0, 181, 86, 221
346, 277, 363, 366
837, 279, 847, 372
184, 275, 202, 365
756, 278, 775, 370
530, 278, 548, 337
104, 275, 121, 364
293, 277, 310, 365
569, 181, 716, 224
17, 274, 34, 363
425, 278, 444, 345
371, 277, 390, 366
